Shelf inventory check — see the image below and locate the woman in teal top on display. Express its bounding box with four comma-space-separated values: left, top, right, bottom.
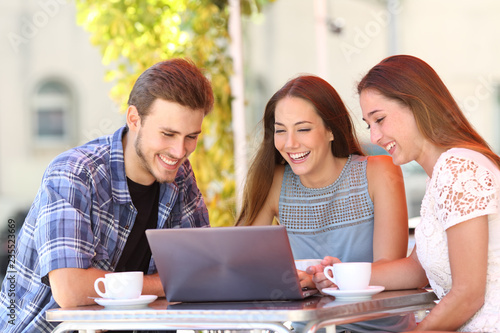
280, 154, 375, 263
236, 75, 412, 331
237, 74, 408, 276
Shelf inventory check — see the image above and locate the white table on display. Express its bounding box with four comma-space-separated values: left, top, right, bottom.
46, 288, 437, 333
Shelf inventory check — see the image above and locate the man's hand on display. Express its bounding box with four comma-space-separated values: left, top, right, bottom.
49, 267, 108, 308
49, 268, 165, 308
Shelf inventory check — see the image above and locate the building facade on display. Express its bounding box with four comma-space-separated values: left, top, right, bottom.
1, 0, 500, 227
0, 1, 124, 227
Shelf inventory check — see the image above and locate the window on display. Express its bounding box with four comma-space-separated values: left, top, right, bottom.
32, 79, 75, 146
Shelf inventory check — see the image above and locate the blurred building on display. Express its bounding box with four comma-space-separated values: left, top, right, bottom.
1, 0, 500, 229
0, 1, 124, 227
242, 0, 500, 218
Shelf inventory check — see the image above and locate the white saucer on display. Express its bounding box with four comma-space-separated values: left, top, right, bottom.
322, 286, 385, 301
94, 295, 158, 309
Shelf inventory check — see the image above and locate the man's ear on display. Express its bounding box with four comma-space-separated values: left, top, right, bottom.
126, 105, 141, 131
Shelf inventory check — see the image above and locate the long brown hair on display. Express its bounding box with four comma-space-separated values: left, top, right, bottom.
236, 75, 363, 226
357, 55, 500, 169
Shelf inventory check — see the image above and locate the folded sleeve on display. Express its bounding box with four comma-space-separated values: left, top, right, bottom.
35, 166, 98, 280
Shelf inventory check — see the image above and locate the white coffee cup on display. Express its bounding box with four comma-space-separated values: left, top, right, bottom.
94, 271, 143, 299
323, 262, 371, 290
294, 259, 322, 272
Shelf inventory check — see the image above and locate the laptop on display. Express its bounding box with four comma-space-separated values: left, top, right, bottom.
146, 225, 317, 302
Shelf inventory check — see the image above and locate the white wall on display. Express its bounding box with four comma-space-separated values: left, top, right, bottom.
1, 0, 500, 224
242, 0, 500, 151
0, 1, 124, 223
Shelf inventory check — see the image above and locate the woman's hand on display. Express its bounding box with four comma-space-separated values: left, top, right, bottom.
305, 256, 342, 292
297, 270, 315, 289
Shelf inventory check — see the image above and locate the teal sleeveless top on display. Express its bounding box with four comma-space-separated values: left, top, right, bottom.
279, 155, 375, 262
281, 155, 415, 332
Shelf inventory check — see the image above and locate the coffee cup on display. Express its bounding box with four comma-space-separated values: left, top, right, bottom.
94, 271, 143, 299
294, 259, 322, 272
323, 262, 371, 290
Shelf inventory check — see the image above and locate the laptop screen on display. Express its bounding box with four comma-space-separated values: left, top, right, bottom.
146, 225, 312, 302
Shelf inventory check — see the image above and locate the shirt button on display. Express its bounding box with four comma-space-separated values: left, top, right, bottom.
166, 202, 171, 207
125, 225, 129, 230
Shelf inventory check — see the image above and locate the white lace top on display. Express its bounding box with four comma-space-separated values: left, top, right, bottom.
415, 148, 500, 332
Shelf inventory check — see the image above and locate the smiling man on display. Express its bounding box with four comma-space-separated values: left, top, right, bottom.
0, 58, 214, 332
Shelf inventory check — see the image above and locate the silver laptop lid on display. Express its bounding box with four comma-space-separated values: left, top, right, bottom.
146, 225, 308, 302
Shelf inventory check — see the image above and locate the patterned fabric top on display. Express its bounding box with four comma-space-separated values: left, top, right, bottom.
416, 148, 500, 332
279, 155, 375, 262
0, 126, 209, 333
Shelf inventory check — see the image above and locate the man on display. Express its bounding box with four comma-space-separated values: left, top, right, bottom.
0, 58, 214, 332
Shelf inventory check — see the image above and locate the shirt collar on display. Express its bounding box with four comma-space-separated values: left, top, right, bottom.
110, 126, 132, 204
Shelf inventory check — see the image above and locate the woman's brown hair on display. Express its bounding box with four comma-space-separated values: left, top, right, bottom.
236, 75, 363, 226
357, 55, 500, 169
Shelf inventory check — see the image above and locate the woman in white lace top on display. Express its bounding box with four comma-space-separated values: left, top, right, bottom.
351, 55, 500, 332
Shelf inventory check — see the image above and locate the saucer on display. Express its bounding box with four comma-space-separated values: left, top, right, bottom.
94, 295, 158, 309
322, 286, 385, 301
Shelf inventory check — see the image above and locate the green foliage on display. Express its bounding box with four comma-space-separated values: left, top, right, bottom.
75, 0, 273, 227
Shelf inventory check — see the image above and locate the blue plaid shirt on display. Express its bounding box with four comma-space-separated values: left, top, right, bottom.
0, 126, 209, 332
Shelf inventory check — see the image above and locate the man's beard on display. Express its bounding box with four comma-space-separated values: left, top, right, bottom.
134, 130, 176, 184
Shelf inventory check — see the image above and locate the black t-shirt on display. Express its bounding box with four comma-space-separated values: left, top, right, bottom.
115, 178, 159, 273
